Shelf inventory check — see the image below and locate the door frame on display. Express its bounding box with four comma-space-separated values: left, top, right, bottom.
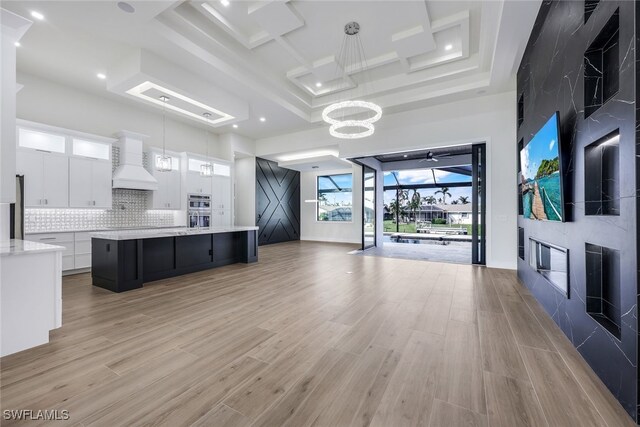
362, 165, 376, 250
471, 143, 486, 265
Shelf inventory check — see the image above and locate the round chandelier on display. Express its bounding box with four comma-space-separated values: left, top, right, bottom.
321, 21, 382, 139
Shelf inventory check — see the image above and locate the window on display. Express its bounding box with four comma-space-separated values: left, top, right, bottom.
317, 173, 352, 221
18, 128, 66, 153
188, 158, 208, 172
73, 139, 110, 160
213, 163, 230, 176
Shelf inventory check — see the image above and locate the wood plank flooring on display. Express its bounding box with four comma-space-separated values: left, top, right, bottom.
0, 241, 634, 426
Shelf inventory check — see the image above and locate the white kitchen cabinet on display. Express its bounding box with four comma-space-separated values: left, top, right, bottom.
212, 209, 231, 226
92, 160, 113, 208
69, 157, 112, 208
186, 172, 212, 195
147, 150, 182, 209
25, 233, 75, 271
74, 232, 92, 269
212, 175, 231, 210
16, 150, 69, 208
149, 170, 182, 209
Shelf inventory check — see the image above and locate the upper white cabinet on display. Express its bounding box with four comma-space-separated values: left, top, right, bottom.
147, 150, 182, 210
186, 172, 212, 195
212, 175, 231, 210
69, 157, 112, 208
185, 157, 212, 195
16, 120, 115, 209
16, 150, 69, 208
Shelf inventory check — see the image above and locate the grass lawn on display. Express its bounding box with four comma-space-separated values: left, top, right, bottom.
383, 220, 472, 235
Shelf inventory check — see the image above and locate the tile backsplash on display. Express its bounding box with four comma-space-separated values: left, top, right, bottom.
25, 190, 180, 233
25, 146, 182, 233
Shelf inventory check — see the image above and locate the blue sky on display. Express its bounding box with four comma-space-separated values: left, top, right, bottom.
520, 113, 560, 180
318, 174, 353, 206
383, 169, 471, 186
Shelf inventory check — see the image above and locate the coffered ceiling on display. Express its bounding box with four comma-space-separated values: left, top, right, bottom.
6, 0, 541, 139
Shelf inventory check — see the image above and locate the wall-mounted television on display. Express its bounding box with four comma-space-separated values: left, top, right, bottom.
519, 112, 564, 221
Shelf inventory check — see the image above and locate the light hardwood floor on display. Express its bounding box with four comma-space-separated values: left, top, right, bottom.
0, 241, 634, 426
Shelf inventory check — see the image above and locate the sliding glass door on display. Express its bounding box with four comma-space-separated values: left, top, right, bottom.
363, 166, 376, 249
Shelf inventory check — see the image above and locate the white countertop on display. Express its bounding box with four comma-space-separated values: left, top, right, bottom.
90, 226, 259, 241
1, 239, 66, 257
25, 226, 184, 235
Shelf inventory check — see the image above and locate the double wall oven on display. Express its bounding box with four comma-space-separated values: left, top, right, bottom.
188, 194, 211, 229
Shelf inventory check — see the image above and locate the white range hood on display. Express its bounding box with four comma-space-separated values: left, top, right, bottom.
112, 131, 158, 191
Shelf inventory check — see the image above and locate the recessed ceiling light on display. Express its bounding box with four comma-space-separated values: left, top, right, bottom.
14, 42, 21, 47
126, 81, 235, 125
315, 82, 322, 88
30, 11, 45, 20
259, 117, 266, 122
117, 2, 135, 13
97, 73, 106, 80
232, 124, 238, 128
220, 0, 230, 6
403, 154, 408, 158
444, 44, 453, 51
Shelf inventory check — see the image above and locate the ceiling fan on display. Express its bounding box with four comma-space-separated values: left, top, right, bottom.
418, 151, 444, 162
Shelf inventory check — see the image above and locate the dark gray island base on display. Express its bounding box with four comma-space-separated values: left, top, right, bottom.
90, 228, 258, 293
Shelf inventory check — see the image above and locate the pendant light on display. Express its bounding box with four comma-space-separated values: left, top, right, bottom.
200, 112, 213, 177
322, 21, 382, 139
156, 95, 172, 172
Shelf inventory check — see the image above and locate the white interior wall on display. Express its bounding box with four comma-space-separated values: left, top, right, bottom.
256, 92, 517, 269
234, 156, 256, 227
16, 73, 227, 159
300, 164, 363, 244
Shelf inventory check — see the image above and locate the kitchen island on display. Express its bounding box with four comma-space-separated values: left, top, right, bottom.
90, 226, 258, 292
1, 240, 64, 356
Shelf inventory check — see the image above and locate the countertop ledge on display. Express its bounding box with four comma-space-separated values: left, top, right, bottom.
25, 226, 186, 235
1, 239, 66, 257
90, 226, 259, 241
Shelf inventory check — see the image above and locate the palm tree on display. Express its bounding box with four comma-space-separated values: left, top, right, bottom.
422, 195, 436, 205
397, 189, 409, 222
388, 199, 407, 225
409, 190, 421, 224
458, 195, 470, 204
435, 187, 452, 204
451, 200, 459, 205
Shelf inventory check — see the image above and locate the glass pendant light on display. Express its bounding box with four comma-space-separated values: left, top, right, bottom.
156, 95, 172, 172
200, 112, 213, 177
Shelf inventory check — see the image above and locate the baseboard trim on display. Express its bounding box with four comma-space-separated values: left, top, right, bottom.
301, 236, 360, 244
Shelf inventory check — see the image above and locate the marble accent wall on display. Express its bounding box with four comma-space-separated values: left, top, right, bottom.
517, 0, 637, 420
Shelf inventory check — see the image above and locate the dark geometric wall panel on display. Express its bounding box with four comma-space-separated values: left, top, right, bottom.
255, 158, 300, 246
517, 1, 637, 421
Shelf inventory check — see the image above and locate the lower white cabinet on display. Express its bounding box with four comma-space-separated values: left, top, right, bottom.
26, 233, 75, 270
74, 232, 92, 269
26, 231, 93, 272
